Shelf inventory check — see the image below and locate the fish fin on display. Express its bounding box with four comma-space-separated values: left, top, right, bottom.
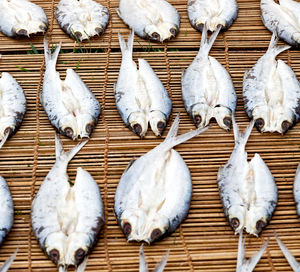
232, 116, 254, 148
275, 232, 300, 271
44, 38, 62, 67
0, 249, 18, 272
55, 134, 88, 162
152, 250, 169, 272
267, 32, 291, 57
245, 239, 269, 271
116, 8, 121, 17
199, 23, 221, 56
118, 31, 134, 59
76, 257, 88, 272
236, 231, 246, 270
165, 113, 180, 140
0, 132, 9, 150
139, 244, 149, 272
124, 158, 136, 173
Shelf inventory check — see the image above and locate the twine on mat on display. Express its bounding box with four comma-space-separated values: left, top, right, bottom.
262, 236, 276, 272
179, 225, 194, 271
100, 0, 113, 270
28, 0, 56, 270
164, 44, 173, 100
222, 32, 231, 76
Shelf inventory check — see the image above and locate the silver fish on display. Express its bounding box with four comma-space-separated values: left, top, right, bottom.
117, 0, 180, 43
243, 33, 300, 134
182, 25, 236, 130
0, 0, 48, 37
115, 31, 172, 137
187, 0, 238, 32
0, 72, 26, 148
0, 177, 13, 247
55, 0, 109, 41
218, 118, 277, 236
41, 39, 101, 140
261, 0, 300, 47
275, 232, 300, 272
139, 245, 169, 272
236, 231, 269, 272
114, 114, 208, 243
0, 249, 17, 272
31, 135, 104, 271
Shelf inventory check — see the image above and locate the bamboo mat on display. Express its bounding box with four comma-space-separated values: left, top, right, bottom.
0, 0, 300, 271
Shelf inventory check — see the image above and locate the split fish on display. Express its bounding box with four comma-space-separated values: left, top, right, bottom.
114, 114, 208, 243
115, 31, 172, 137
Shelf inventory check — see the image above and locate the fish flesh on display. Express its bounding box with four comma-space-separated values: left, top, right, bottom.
0, 0, 48, 37
139, 245, 169, 272
115, 31, 172, 137
114, 114, 208, 243
41, 39, 101, 140
188, 0, 238, 32
275, 232, 300, 272
218, 118, 277, 236
236, 231, 268, 272
182, 24, 236, 130
31, 135, 104, 271
55, 0, 109, 41
0, 177, 14, 247
261, 0, 300, 47
0, 249, 18, 272
117, 0, 180, 42
243, 33, 300, 134
0, 72, 26, 147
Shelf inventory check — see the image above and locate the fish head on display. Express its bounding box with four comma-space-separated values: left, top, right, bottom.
45, 232, 67, 266
59, 115, 79, 140
245, 207, 269, 236
228, 206, 245, 234
214, 105, 233, 130
191, 103, 210, 128
144, 23, 179, 42
65, 233, 89, 267
0, 116, 16, 139
149, 110, 168, 136
76, 114, 97, 139
128, 112, 148, 138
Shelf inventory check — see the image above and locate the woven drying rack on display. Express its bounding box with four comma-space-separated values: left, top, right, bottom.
0, 0, 300, 271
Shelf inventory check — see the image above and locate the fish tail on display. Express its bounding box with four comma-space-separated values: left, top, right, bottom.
76, 257, 88, 272
44, 38, 62, 68
139, 244, 148, 272
275, 232, 300, 271
236, 231, 246, 270
246, 239, 268, 271
0, 132, 9, 150
0, 248, 18, 272
153, 249, 169, 272
118, 31, 134, 59
55, 134, 88, 163
267, 32, 291, 57
232, 116, 254, 148
165, 113, 180, 140
199, 23, 221, 56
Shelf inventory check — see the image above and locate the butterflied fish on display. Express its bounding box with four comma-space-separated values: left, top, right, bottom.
114, 114, 208, 243
31, 135, 104, 271
261, 0, 300, 47
117, 0, 180, 42
236, 231, 269, 272
182, 24, 236, 130
115, 31, 172, 137
0, 0, 48, 37
243, 33, 300, 134
55, 0, 109, 41
139, 245, 169, 272
0, 177, 13, 247
188, 0, 238, 32
0, 249, 18, 272
41, 39, 101, 140
275, 232, 300, 272
218, 117, 277, 236
0, 72, 26, 148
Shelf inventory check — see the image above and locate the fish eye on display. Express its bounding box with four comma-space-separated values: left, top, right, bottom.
132, 124, 142, 136
4, 127, 12, 135
151, 228, 162, 241
75, 248, 86, 263
256, 220, 266, 233
151, 32, 160, 41
86, 123, 94, 134
255, 118, 265, 132
64, 127, 74, 137
169, 27, 177, 37
157, 122, 166, 135
123, 222, 132, 236
49, 249, 60, 264
230, 218, 240, 230
193, 115, 202, 126
223, 117, 232, 128
281, 120, 292, 133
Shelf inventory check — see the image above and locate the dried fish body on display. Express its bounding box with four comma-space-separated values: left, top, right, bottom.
41, 40, 101, 140
114, 114, 208, 243
55, 0, 109, 41
188, 0, 238, 32
117, 0, 180, 42
182, 25, 236, 130
243, 33, 300, 134
139, 245, 169, 272
261, 0, 300, 47
0, 0, 48, 37
236, 232, 268, 272
0, 249, 17, 272
31, 135, 104, 271
0, 177, 13, 247
0, 72, 26, 148
218, 118, 277, 236
115, 32, 172, 137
